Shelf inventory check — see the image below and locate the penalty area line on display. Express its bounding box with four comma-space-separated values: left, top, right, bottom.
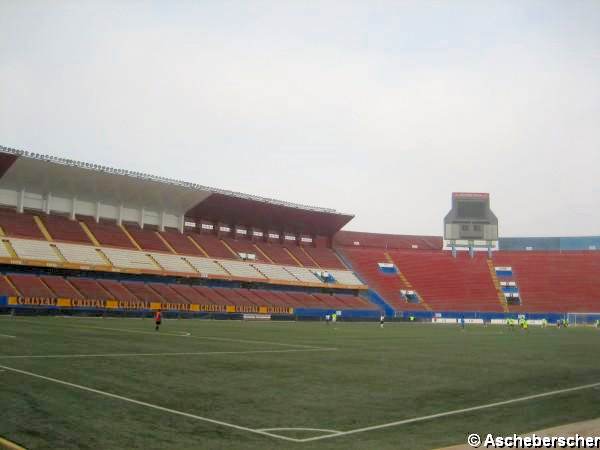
0, 364, 304, 443
297, 380, 600, 442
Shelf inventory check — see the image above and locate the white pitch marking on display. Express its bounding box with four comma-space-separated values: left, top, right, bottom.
0, 333, 16, 338
258, 427, 342, 435
17, 319, 321, 349
80, 325, 321, 348
0, 364, 303, 443
178, 331, 191, 337
0, 348, 338, 359
297, 380, 600, 442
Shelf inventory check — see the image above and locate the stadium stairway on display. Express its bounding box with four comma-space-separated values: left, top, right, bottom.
337, 246, 429, 313
387, 250, 502, 312
334, 247, 393, 315
492, 251, 600, 313
486, 259, 509, 312
383, 251, 431, 311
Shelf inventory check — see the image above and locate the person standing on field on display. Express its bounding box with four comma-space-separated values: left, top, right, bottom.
154, 310, 162, 331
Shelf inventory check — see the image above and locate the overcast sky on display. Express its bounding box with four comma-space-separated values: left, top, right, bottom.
1, 1, 599, 237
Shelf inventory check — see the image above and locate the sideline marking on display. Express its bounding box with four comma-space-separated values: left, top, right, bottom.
0, 435, 26, 450
0, 364, 301, 443
0, 348, 337, 359
0, 333, 16, 338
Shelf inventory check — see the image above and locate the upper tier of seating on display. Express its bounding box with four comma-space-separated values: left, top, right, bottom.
41, 214, 91, 244
0, 273, 377, 311
223, 237, 259, 259
0, 209, 44, 239
191, 234, 235, 259
255, 243, 297, 265
160, 228, 204, 256
304, 247, 345, 269
124, 224, 169, 252
0, 208, 361, 289
78, 216, 136, 248
334, 230, 443, 250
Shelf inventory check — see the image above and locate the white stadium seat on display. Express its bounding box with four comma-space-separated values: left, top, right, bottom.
326, 269, 363, 286
251, 263, 298, 281
151, 253, 196, 273
184, 256, 229, 276
284, 266, 322, 283
101, 247, 158, 270
9, 238, 62, 262
218, 259, 266, 279
55, 242, 107, 266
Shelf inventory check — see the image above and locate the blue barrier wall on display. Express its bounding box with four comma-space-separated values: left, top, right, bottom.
499, 236, 600, 251
365, 290, 394, 316
400, 310, 566, 323
295, 308, 381, 319
559, 236, 600, 250
499, 237, 561, 251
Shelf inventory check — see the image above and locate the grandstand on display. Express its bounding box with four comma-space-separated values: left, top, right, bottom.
2, 145, 600, 450
0, 146, 375, 319
0, 146, 599, 321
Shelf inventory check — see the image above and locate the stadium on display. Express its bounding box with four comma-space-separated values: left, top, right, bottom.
2, 2, 600, 449
1, 144, 599, 450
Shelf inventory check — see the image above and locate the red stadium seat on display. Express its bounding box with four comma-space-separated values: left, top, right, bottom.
67, 277, 112, 300
78, 216, 136, 249
124, 224, 170, 252
159, 229, 205, 256
41, 214, 92, 244
7, 273, 54, 297
0, 208, 44, 239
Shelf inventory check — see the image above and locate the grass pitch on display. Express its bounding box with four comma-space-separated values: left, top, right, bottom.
1, 316, 600, 450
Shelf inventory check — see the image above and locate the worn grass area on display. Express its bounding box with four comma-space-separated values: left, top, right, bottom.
1, 317, 600, 449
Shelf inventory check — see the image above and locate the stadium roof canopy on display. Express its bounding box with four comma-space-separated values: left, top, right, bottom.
0, 146, 353, 236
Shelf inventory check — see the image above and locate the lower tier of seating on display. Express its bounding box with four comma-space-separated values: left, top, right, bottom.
386, 250, 502, 312
338, 247, 429, 312
493, 252, 600, 313
0, 273, 377, 311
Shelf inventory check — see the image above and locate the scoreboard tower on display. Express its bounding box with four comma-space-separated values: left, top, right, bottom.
444, 192, 498, 257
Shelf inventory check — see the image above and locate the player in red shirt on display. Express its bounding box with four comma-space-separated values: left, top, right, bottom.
154, 310, 162, 331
